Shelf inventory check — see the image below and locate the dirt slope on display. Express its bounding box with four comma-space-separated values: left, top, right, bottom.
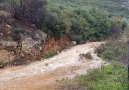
0, 42, 106, 90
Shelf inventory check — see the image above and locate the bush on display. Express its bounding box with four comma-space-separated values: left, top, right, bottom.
75, 64, 128, 90
58, 64, 128, 90
109, 16, 127, 38
122, 20, 127, 30
3, 0, 127, 42
71, 35, 83, 44
45, 15, 66, 40
96, 40, 127, 65
42, 50, 57, 59
5, 0, 48, 29
70, 8, 111, 42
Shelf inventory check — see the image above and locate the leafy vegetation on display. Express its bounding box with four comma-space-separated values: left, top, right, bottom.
58, 38, 128, 90
50, 0, 129, 17
58, 64, 128, 90
49, 0, 129, 89
42, 50, 57, 59
75, 64, 128, 90
1, 0, 119, 41
96, 40, 127, 65
48, 0, 128, 42
4, 0, 48, 29
0, 0, 128, 89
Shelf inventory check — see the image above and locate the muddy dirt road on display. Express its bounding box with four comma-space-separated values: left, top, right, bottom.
0, 42, 106, 90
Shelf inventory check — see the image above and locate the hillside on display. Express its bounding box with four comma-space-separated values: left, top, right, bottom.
0, 0, 129, 90
50, 0, 129, 17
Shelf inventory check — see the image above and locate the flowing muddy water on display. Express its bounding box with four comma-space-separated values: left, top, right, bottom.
0, 42, 106, 90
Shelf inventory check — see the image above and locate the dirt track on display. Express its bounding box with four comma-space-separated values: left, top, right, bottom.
0, 42, 106, 90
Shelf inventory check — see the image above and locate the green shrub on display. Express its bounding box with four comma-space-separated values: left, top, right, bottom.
42, 50, 57, 59
5, 0, 48, 29
75, 64, 128, 90
71, 35, 83, 44
58, 64, 128, 90
70, 8, 111, 42
96, 40, 127, 65
122, 20, 127, 30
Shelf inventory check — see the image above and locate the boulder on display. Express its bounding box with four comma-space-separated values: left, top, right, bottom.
21, 30, 47, 54
71, 41, 77, 45
79, 52, 92, 62
85, 52, 92, 59
0, 50, 15, 64
0, 64, 4, 68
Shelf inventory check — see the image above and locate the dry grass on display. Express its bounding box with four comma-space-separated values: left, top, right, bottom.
0, 11, 11, 17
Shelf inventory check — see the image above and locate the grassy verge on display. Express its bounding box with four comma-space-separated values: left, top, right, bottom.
75, 64, 128, 90
58, 64, 128, 90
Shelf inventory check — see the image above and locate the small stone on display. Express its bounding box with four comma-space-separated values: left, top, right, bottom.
0, 64, 4, 68
71, 41, 77, 45
85, 52, 92, 59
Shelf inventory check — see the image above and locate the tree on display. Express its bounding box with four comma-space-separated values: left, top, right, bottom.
110, 16, 127, 38
45, 15, 66, 40
5, 0, 48, 29
0, 0, 4, 3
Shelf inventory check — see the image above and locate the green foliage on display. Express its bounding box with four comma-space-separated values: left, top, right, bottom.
45, 15, 66, 40
59, 64, 128, 90
96, 40, 127, 64
48, 0, 128, 41
3, 0, 128, 41
5, 0, 48, 29
122, 20, 128, 30
95, 0, 129, 17
70, 8, 111, 42
12, 28, 25, 41
42, 50, 57, 59
109, 16, 127, 38
86, 9, 111, 40
75, 64, 128, 90
50, 0, 129, 17
48, 1, 113, 41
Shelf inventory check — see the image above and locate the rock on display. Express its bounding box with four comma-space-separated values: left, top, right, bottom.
21, 29, 47, 53
4, 24, 12, 34
33, 30, 47, 42
85, 52, 92, 59
0, 41, 17, 47
0, 64, 4, 68
79, 52, 92, 62
79, 54, 86, 61
71, 41, 77, 45
0, 50, 15, 64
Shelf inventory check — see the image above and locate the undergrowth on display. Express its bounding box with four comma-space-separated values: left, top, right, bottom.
75, 64, 128, 90
42, 50, 58, 59
58, 64, 128, 90
96, 40, 127, 65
